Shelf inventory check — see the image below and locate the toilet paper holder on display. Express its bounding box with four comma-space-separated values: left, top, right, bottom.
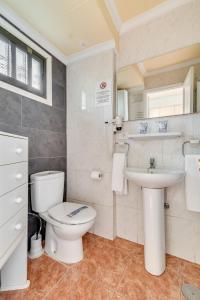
182, 139, 200, 156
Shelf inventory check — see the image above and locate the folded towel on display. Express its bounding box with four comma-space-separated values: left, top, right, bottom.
112, 152, 127, 195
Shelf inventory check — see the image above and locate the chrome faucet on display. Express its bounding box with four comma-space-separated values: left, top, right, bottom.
149, 158, 156, 170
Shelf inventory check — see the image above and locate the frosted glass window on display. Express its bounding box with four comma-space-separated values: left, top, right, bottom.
16, 47, 28, 84
0, 34, 11, 77
32, 58, 41, 90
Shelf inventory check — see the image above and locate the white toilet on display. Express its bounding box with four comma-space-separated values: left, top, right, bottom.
30, 171, 96, 264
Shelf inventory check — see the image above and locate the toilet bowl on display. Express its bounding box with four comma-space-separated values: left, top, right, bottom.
31, 171, 96, 264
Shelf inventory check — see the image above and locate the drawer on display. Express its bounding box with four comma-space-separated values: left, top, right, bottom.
0, 185, 27, 227
0, 207, 27, 259
0, 134, 28, 166
0, 162, 28, 196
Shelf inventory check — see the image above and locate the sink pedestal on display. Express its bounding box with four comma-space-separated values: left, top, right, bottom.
143, 188, 165, 276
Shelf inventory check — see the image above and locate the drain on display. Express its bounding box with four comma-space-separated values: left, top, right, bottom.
182, 284, 200, 300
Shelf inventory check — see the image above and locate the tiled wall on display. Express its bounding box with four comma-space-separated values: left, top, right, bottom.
0, 57, 66, 240
67, 50, 115, 239
116, 113, 200, 264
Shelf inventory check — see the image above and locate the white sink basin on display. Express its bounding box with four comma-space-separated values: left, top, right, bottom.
124, 167, 185, 189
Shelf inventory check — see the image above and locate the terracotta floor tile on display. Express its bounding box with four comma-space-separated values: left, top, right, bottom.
26, 255, 67, 297
113, 237, 139, 251
1, 234, 199, 300
45, 274, 72, 300
180, 260, 200, 289
0, 291, 24, 300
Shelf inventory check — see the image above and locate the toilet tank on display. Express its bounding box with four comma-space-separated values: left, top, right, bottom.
31, 171, 64, 213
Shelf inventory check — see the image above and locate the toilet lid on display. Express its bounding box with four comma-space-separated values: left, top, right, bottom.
48, 202, 96, 225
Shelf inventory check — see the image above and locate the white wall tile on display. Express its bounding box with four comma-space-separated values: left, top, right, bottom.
67, 50, 115, 240
166, 216, 196, 262
93, 204, 114, 240
116, 205, 138, 243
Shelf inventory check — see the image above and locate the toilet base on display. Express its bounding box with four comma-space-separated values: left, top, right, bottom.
44, 223, 83, 264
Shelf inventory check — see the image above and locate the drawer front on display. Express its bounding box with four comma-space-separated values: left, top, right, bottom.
0, 185, 27, 227
0, 135, 28, 166
0, 207, 27, 259
0, 162, 28, 196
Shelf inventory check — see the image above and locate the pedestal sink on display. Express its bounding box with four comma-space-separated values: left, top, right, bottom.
124, 167, 185, 276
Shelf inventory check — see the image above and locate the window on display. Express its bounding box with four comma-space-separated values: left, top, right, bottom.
0, 26, 46, 97
146, 86, 184, 118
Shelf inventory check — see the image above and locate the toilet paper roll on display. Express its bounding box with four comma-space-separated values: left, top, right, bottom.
90, 171, 102, 180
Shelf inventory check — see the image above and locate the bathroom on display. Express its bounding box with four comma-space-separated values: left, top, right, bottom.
0, 0, 200, 299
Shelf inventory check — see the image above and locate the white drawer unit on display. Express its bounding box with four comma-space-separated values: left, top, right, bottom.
0, 184, 27, 227
0, 132, 28, 166
0, 162, 28, 197
0, 131, 29, 292
0, 207, 27, 260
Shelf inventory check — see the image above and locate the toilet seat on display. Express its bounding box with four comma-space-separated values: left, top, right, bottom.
48, 202, 96, 225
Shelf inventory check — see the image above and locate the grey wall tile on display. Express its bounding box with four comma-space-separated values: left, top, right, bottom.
52, 57, 66, 87
52, 83, 66, 110
0, 88, 21, 127
48, 157, 66, 172
22, 96, 66, 133
27, 129, 66, 159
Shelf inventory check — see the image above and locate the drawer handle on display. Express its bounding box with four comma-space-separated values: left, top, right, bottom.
15, 173, 23, 180
15, 148, 23, 155
15, 223, 23, 231
14, 197, 23, 204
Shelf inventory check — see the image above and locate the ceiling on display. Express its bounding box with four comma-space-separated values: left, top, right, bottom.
1, 0, 182, 58
143, 43, 200, 73
117, 44, 200, 89
114, 0, 166, 22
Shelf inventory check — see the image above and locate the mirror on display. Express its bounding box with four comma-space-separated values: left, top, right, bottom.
116, 44, 200, 121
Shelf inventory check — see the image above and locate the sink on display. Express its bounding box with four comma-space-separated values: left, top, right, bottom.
124, 167, 185, 276
124, 167, 184, 189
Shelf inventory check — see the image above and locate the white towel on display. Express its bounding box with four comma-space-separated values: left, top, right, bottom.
112, 152, 127, 195
185, 154, 200, 212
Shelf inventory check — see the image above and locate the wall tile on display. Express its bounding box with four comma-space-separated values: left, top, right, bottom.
116, 205, 138, 243
52, 84, 66, 110
166, 216, 196, 262
0, 88, 21, 127
52, 57, 66, 87
93, 204, 114, 240
27, 129, 66, 159
67, 50, 115, 239
22, 96, 66, 133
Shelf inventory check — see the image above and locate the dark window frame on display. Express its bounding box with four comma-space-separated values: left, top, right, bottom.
0, 26, 46, 98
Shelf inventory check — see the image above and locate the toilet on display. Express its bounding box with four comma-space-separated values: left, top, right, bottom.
30, 171, 96, 264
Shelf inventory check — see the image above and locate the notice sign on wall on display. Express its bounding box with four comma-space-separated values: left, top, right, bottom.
95, 80, 112, 106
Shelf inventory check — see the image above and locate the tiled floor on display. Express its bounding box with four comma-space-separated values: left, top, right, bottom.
1, 233, 200, 300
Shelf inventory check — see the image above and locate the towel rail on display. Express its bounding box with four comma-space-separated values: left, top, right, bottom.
115, 142, 129, 152
182, 140, 200, 156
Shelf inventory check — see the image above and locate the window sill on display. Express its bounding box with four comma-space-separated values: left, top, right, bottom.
0, 79, 52, 106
